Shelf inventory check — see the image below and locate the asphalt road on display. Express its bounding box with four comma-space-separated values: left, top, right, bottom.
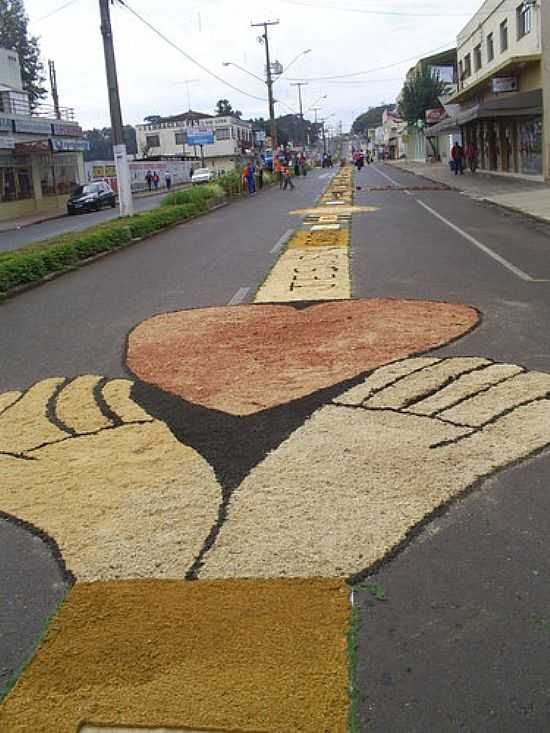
2, 163, 550, 729
351, 163, 550, 732
0, 188, 182, 253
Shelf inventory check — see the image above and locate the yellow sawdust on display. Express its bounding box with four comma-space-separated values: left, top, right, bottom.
56, 375, 112, 433
287, 229, 348, 249
102, 379, 151, 422
0, 379, 221, 581
290, 206, 378, 216
0, 377, 66, 454
0, 579, 350, 733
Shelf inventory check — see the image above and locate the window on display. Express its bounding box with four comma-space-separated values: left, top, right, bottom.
459, 59, 464, 83
474, 44, 482, 71
500, 19, 508, 51
175, 132, 186, 145
38, 153, 80, 196
215, 127, 230, 140
0, 165, 33, 201
145, 134, 160, 148
517, 2, 532, 38
487, 33, 494, 61
463, 53, 472, 79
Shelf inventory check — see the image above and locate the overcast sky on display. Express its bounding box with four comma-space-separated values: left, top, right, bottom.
25, 0, 483, 131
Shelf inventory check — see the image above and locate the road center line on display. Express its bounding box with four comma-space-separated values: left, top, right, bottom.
228, 287, 250, 305
271, 229, 294, 254
416, 199, 547, 283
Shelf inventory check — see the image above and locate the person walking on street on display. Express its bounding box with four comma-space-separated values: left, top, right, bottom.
283, 163, 295, 190
466, 141, 478, 174
165, 171, 172, 190
256, 160, 264, 189
145, 170, 153, 192
275, 158, 284, 189
246, 162, 256, 195
153, 172, 160, 189
294, 156, 300, 177
451, 142, 464, 175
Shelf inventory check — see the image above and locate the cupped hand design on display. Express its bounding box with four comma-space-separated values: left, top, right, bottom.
0, 376, 221, 581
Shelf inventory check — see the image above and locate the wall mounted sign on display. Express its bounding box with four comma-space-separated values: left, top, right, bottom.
14, 139, 50, 152
186, 130, 215, 146
13, 118, 53, 135
491, 76, 518, 93
52, 122, 83, 137
50, 137, 90, 152
0, 117, 14, 132
0, 135, 16, 149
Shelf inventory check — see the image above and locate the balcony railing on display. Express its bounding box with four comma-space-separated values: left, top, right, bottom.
0, 96, 75, 121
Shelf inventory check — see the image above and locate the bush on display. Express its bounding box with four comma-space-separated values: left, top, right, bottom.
216, 170, 242, 197
160, 183, 224, 208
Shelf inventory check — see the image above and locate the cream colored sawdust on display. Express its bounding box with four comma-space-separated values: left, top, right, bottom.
0, 579, 350, 733
56, 375, 112, 433
255, 246, 351, 302
202, 358, 550, 579
0, 391, 21, 414
290, 206, 378, 215
0, 378, 221, 581
102, 379, 151, 422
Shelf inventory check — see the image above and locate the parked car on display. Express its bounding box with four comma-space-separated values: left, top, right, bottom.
191, 168, 217, 185
67, 181, 117, 214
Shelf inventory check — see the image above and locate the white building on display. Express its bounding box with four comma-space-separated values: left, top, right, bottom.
0, 47, 87, 221
136, 111, 254, 172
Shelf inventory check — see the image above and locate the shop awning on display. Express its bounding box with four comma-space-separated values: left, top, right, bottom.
425, 116, 460, 136
456, 89, 542, 125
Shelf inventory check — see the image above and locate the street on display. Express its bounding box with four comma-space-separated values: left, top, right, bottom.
1, 163, 550, 731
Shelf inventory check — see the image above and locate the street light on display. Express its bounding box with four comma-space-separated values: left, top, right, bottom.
273, 49, 312, 84
222, 61, 265, 86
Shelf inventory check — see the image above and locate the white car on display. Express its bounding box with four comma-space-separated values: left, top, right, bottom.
191, 168, 216, 185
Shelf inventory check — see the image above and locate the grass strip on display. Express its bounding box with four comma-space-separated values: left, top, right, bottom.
347, 590, 362, 733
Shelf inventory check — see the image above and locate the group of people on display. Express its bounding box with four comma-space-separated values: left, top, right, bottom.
451, 141, 479, 175
352, 150, 374, 170
145, 170, 174, 191
321, 153, 333, 168
241, 161, 264, 195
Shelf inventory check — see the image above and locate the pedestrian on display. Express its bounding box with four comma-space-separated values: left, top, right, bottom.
246, 162, 256, 195
466, 141, 478, 174
189, 167, 194, 180
145, 170, 153, 192
294, 156, 300, 177
242, 164, 249, 193
256, 160, 264, 189
153, 172, 160, 189
451, 142, 464, 176
165, 171, 172, 190
275, 157, 284, 189
282, 163, 295, 190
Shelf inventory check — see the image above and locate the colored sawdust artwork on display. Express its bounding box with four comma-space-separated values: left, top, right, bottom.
4, 297, 550, 730
4, 167, 550, 731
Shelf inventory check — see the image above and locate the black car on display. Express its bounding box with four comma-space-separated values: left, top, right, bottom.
67, 181, 117, 214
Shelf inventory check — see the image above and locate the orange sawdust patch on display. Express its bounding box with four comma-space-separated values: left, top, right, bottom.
127, 299, 479, 416
0, 578, 350, 733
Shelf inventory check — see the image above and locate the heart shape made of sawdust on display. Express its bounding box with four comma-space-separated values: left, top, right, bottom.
127, 299, 478, 416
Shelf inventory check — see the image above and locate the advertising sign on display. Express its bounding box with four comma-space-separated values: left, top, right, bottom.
255, 130, 266, 142
50, 137, 90, 152
491, 76, 518, 93
52, 122, 83, 137
13, 118, 52, 135
186, 130, 215, 146
0, 117, 13, 132
15, 139, 50, 152
425, 108, 446, 125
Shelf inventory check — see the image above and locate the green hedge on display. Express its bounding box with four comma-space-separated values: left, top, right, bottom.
160, 183, 224, 208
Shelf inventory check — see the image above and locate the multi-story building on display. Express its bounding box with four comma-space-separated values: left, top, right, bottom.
449, 0, 543, 177
0, 47, 87, 221
135, 111, 254, 173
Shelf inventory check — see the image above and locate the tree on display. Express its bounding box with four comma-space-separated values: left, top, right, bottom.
351, 105, 388, 136
0, 0, 46, 108
83, 125, 138, 161
215, 99, 242, 118
143, 115, 162, 124
398, 67, 448, 126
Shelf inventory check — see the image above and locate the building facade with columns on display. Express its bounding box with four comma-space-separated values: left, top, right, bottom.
449, 0, 544, 178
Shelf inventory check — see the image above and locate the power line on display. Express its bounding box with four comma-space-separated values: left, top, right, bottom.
117, 0, 267, 103
279, 0, 474, 17
285, 41, 457, 82
37, 0, 80, 21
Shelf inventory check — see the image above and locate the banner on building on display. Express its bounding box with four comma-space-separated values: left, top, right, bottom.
425, 108, 446, 125
186, 130, 215, 146
491, 76, 518, 93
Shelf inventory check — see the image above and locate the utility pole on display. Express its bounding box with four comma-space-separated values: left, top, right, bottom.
99, 0, 133, 216
540, 0, 550, 180
251, 20, 279, 151
291, 81, 308, 148
48, 60, 61, 119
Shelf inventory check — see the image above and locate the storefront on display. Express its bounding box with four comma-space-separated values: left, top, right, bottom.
0, 117, 87, 220
458, 89, 543, 177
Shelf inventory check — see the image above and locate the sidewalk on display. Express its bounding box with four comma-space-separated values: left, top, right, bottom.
389, 160, 550, 224
0, 183, 191, 233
